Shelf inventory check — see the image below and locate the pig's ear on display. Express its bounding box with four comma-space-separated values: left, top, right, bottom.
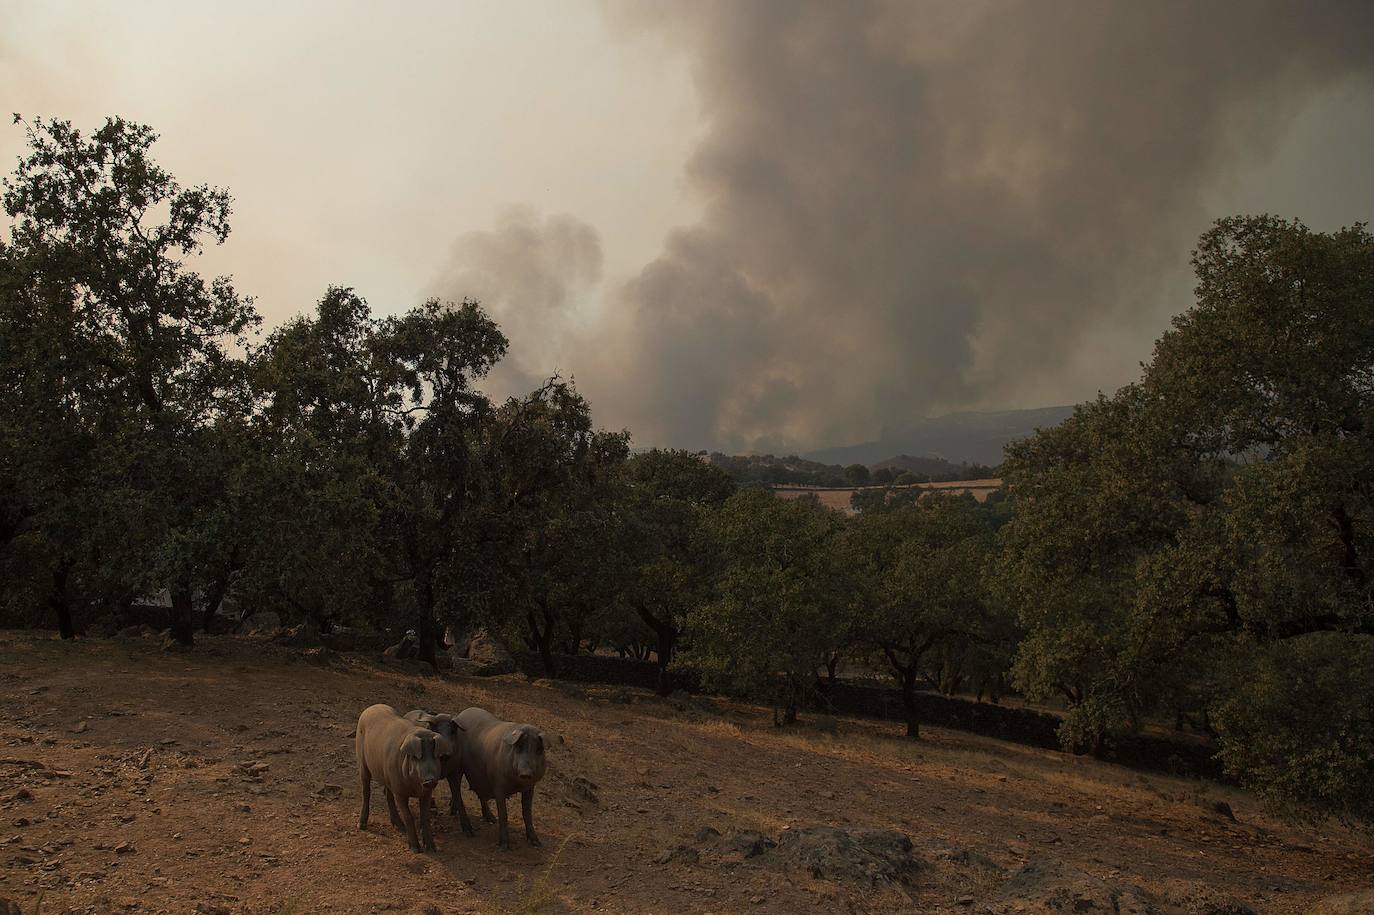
503, 728, 523, 747
402, 734, 423, 758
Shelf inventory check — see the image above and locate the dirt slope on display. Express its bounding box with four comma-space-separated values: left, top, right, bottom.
1, 632, 1370, 914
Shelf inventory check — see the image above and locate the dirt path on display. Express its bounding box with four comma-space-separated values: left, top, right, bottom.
1, 632, 1370, 914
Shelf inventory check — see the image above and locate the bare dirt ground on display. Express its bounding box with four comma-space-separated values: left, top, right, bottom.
1, 631, 1371, 915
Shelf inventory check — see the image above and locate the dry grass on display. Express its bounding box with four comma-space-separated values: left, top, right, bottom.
1, 631, 1370, 914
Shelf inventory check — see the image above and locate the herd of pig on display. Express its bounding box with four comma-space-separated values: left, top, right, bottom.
355, 703, 547, 853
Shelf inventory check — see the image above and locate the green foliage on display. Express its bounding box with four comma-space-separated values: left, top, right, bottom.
1212, 634, 1374, 822
462, 379, 629, 671
611, 450, 735, 689
1001, 216, 1374, 810
843, 463, 871, 486
690, 489, 848, 723
845, 494, 1008, 735
1, 116, 259, 641
704, 452, 846, 486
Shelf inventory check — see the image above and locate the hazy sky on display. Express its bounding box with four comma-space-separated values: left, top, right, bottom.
4, 1, 1373, 452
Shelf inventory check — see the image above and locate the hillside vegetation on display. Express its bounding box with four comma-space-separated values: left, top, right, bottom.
3, 118, 1372, 832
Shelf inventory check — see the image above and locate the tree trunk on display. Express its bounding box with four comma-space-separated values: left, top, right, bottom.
825, 651, 840, 685
170, 588, 195, 647
900, 670, 920, 739
414, 575, 440, 670
654, 627, 677, 696
200, 571, 229, 632
783, 687, 798, 726
113, 591, 136, 628
51, 558, 76, 640
527, 603, 558, 677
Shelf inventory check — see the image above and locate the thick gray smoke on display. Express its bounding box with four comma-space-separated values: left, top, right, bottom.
439, 1, 1374, 452
428, 207, 602, 400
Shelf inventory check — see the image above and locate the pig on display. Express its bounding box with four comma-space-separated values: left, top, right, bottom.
403, 709, 471, 831
355, 703, 452, 852
455, 706, 547, 849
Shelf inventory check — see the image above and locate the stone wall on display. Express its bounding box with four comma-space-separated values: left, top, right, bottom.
514, 650, 1226, 780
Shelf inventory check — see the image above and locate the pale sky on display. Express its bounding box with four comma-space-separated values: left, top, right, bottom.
1, 1, 700, 320
4, 2, 1373, 452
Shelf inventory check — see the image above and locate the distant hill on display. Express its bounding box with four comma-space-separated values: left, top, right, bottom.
870, 454, 966, 477
705, 452, 847, 487
805, 406, 1074, 468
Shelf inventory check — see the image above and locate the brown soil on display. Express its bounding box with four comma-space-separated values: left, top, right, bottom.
1, 632, 1370, 914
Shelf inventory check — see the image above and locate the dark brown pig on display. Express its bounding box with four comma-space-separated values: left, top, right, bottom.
454, 706, 547, 849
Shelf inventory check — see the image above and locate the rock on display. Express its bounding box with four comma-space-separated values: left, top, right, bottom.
667, 689, 693, 711
237, 611, 282, 638
7, 789, 33, 804
116, 624, 157, 640
773, 826, 920, 886
695, 826, 721, 844
299, 646, 335, 666
74, 721, 89, 733
1209, 800, 1236, 822
1309, 890, 1374, 915
86, 618, 119, 638
195, 905, 232, 915
1192, 795, 1237, 822
929, 841, 1000, 873
379, 655, 437, 677
315, 784, 343, 799
447, 657, 483, 677
462, 629, 517, 676
653, 845, 699, 866
724, 830, 776, 859
114, 841, 134, 854
992, 861, 1158, 915
571, 777, 600, 805
274, 621, 321, 648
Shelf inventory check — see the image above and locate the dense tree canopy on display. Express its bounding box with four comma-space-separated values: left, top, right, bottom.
1, 116, 259, 643
1000, 216, 1374, 816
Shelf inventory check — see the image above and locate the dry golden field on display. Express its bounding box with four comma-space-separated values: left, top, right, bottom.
1, 631, 1371, 914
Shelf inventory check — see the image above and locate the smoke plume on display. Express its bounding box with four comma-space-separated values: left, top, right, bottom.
429, 207, 602, 400
442, 1, 1374, 452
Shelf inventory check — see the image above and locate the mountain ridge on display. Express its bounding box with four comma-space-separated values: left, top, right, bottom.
803, 405, 1075, 468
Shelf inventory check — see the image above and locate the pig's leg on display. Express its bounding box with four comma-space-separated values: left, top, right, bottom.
419, 788, 436, 851
384, 786, 405, 831
521, 788, 541, 847
358, 763, 371, 829
495, 794, 511, 850
452, 775, 475, 837
398, 794, 422, 853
